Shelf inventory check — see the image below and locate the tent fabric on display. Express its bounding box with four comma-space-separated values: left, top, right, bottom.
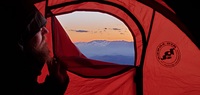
33, 0, 200, 95
52, 16, 134, 77
48, 8, 136, 95
143, 12, 200, 95
65, 68, 136, 95
46, 1, 145, 66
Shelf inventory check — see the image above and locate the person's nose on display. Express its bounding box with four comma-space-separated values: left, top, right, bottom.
41, 26, 49, 34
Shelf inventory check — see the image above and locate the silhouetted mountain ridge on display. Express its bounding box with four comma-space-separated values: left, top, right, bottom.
91, 55, 134, 65
74, 40, 135, 65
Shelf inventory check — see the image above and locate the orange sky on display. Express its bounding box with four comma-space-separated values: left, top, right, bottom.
56, 11, 133, 43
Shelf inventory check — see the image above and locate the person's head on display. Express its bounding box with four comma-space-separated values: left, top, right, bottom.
13, 2, 51, 76
25, 25, 50, 65
27, 7, 51, 73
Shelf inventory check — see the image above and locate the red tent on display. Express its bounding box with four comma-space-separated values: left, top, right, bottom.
33, 0, 200, 95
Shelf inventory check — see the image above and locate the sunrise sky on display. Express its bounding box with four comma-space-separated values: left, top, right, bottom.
56, 11, 133, 43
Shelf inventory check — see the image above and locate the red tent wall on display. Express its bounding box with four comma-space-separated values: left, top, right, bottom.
51, 15, 136, 95
66, 69, 136, 95
143, 10, 200, 95
34, 0, 200, 95
43, 0, 145, 67
35, 1, 137, 94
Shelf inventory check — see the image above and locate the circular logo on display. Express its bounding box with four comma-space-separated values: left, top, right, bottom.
156, 41, 181, 67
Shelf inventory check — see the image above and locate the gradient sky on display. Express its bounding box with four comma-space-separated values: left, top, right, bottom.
56, 11, 133, 43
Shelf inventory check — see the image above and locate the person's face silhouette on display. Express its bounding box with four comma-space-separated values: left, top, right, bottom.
30, 26, 49, 50
28, 26, 50, 75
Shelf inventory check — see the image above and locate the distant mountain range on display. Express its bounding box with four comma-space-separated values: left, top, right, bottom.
74, 40, 135, 65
